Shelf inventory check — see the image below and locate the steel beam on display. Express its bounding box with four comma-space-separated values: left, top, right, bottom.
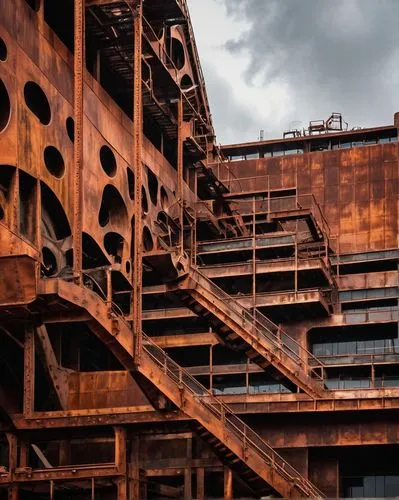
23, 327, 35, 417
73, 0, 84, 283
132, 0, 143, 365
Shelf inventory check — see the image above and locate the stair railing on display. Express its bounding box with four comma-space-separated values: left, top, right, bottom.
190, 267, 325, 383
142, 332, 324, 498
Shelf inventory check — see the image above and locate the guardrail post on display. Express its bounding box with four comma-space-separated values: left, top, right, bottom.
243, 424, 248, 460
179, 367, 183, 387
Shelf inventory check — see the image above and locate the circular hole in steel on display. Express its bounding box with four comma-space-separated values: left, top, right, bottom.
0, 37, 7, 62
44, 146, 65, 178
171, 38, 185, 70
127, 168, 135, 200
0, 79, 11, 133
142, 187, 148, 214
126, 261, 131, 274
24, 81, 51, 125
147, 168, 158, 206
66, 116, 74, 143
41, 247, 57, 277
160, 186, 169, 210
100, 145, 117, 177
142, 226, 153, 252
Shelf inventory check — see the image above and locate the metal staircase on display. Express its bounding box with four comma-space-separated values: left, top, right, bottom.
40, 278, 325, 498
140, 333, 325, 498
169, 266, 326, 398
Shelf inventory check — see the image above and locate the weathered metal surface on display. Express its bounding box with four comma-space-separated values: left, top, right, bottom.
0, 0, 397, 497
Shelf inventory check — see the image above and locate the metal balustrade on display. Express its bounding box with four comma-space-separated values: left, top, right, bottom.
191, 266, 325, 383
142, 332, 325, 498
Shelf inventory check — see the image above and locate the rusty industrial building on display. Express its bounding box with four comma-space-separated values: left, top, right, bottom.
0, 0, 398, 498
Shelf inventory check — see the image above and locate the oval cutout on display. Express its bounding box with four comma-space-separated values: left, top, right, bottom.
0, 37, 7, 62
24, 81, 51, 125
143, 226, 154, 252
127, 168, 135, 200
171, 38, 185, 70
142, 187, 148, 214
98, 185, 128, 228
41, 247, 57, 277
147, 168, 158, 206
44, 146, 65, 178
66, 116, 74, 143
100, 145, 117, 177
160, 186, 169, 210
0, 79, 11, 133
181, 74, 194, 91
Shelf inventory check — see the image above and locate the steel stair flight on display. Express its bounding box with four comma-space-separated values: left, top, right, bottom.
40, 278, 325, 498
168, 266, 326, 398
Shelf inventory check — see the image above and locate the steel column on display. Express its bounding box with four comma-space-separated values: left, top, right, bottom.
73, 0, 85, 283
177, 94, 184, 255
23, 326, 35, 417
132, 0, 143, 364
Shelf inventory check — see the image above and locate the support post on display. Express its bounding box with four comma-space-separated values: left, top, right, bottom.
19, 441, 29, 468
8, 487, 19, 500
115, 426, 127, 475
129, 436, 140, 500
184, 436, 192, 500
132, 0, 143, 364
73, 0, 84, 283
6, 433, 18, 499
117, 477, 128, 500
252, 195, 256, 313
196, 467, 205, 500
23, 326, 35, 416
36, 325, 69, 410
177, 93, 184, 255
224, 466, 233, 500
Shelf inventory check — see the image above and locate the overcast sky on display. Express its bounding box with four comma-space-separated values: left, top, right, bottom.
187, 0, 399, 145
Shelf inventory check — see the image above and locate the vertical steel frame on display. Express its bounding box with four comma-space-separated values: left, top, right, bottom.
73, 0, 85, 283
132, 0, 143, 363
177, 94, 184, 255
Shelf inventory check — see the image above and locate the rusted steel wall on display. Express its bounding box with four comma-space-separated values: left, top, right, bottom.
68, 371, 150, 410
214, 144, 398, 253
0, 0, 193, 289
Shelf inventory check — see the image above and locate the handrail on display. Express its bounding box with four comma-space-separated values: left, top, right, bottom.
142, 332, 324, 498
191, 267, 325, 380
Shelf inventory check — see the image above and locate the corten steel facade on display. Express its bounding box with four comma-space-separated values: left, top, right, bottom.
0, 0, 398, 499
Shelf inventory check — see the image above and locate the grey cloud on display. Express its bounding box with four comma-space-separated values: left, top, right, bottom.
202, 61, 261, 144
219, 0, 399, 133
